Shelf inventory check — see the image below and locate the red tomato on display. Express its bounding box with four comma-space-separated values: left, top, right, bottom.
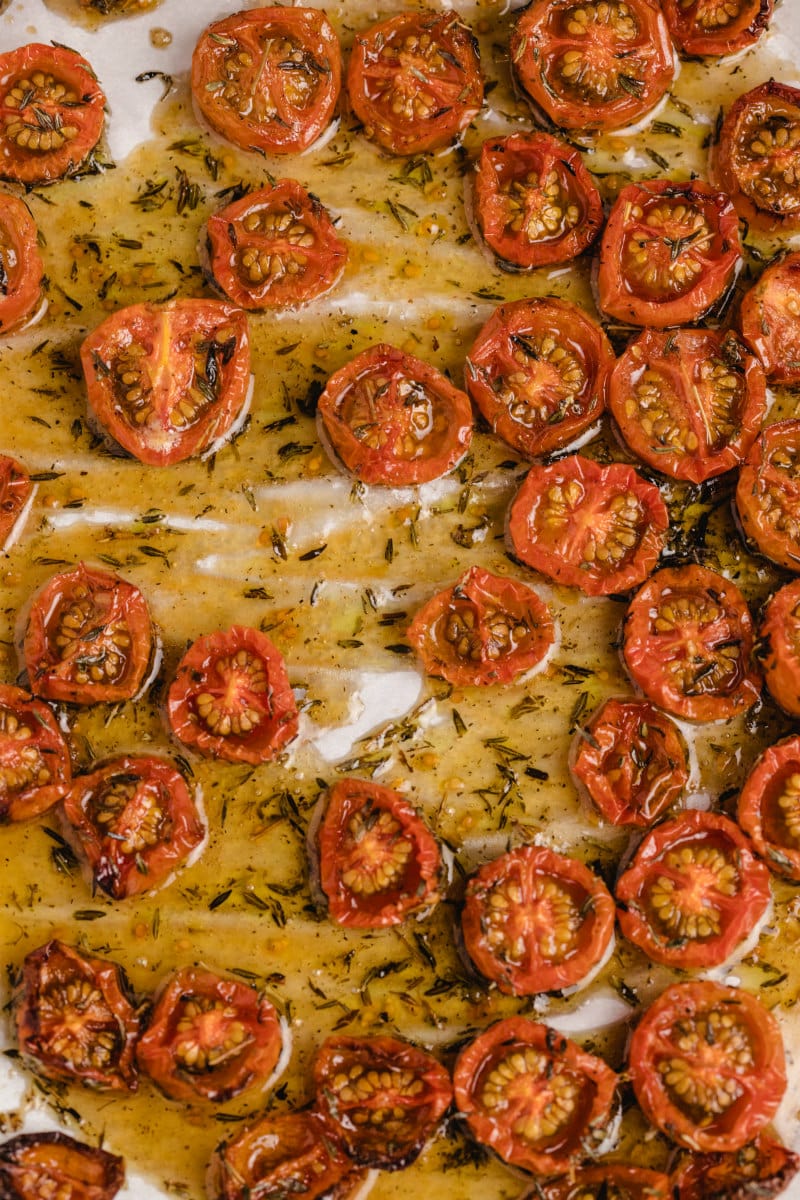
622, 565, 761, 722
471, 133, 603, 271
465, 297, 614, 460
0, 1132, 125, 1200
712, 82, 800, 230
15, 939, 140, 1091
671, 1134, 800, 1200
608, 329, 766, 484
461, 844, 615, 996
597, 180, 742, 328
22, 563, 155, 706
0, 453, 33, 550
0, 196, 43, 333
347, 10, 483, 156
510, 0, 674, 134
80, 300, 251, 468
317, 343, 472, 486
317, 777, 441, 928
507, 454, 669, 597
759, 579, 800, 717
740, 252, 800, 386
735, 420, 800, 572
538, 1165, 672, 1200
571, 697, 689, 827
191, 7, 341, 156
453, 1016, 618, 1175
0, 43, 105, 185
61, 755, 205, 900
205, 180, 347, 311
166, 625, 298, 765
737, 736, 800, 882
661, 0, 773, 56
0, 684, 72, 822
628, 980, 786, 1153
313, 1035, 452, 1169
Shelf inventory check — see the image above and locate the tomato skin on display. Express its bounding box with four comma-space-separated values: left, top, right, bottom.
737, 735, 800, 882
628, 981, 786, 1153
0, 1132, 125, 1200
166, 625, 298, 766
712, 82, 800, 230
0, 684, 72, 822
735, 420, 800, 572
671, 1134, 800, 1200
0, 454, 33, 550
538, 1164, 672, 1200
661, 0, 773, 57
0, 196, 43, 334
191, 7, 341, 156
739, 252, 800, 386
759, 579, 800, 718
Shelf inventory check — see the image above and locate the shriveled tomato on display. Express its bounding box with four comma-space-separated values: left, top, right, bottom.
737, 736, 800, 882
759, 579, 800, 718
317, 343, 472, 486
0, 684, 71, 822
205, 180, 347, 312
538, 1165, 672, 1200
0, 453, 33, 550
62, 755, 204, 900
609, 329, 766, 484
15, 939, 140, 1091
510, 0, 674, 134
740, 252, 800, 386
191, 7, 341, 156
465, 297, 614, 460
508, 454, 669, 597
736, 420, 800, 572
662, 0, 773, 56
0, 1132, 125, 1200
571, 698, 689, 827
628, 980, 786, 1153
0, 43, 105, 185
453, 1016, 617, 1175
167, 625, 298, 765
712, 82, 800, 229
317, 778, 441, 928
347, 9, 483, 156
622, 565, 761, 723
81, 300, 251, 468
672, 1134, 800, 1200
461, 844, 615, 996
313, 1035, 452, 1169
597, 180, 742, 328
0, 196, 43, 334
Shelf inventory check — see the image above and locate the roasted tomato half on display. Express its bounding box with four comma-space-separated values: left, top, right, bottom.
0, 1131, 125, 1200
317, 343, 472, 486
62, 755, 205, 900
0, 43, 105, 185
712, 82, 800, 229
313, 1035, 452, 1170
205, 180, 347, 312
628, 980, 786, 1153
571, 697, 689, 827
759, 579, 800, 718
166, 625, 298, 765
0, 196, 43, 334
453, 1016, 617, 1175
23, 564, 154, 706
136, 966, 282, 1104
737, 736, 800, 882
471, 133, 603, 271
347, 9, 483, 156
508, 454, 669, 597
608, 329, 766, 484
538, 1165, 672, 1200
191, 7, 341, 156
736, 420, 800, 572
15, 939, 140, 1090
317, 777, 441, 928
0, 453, 33, 550
622, 565, 761, 723
740, 252, 800, 386
672, 1134, 800, 1200
510, 0, 674, 134
0, 684, 71, 822
406, 565, 555, 687
597, 180, 742, 328
661, 0, 773, 56
81, 300, 251, 468
465, 297, 614, 460
461, 844, 615, 996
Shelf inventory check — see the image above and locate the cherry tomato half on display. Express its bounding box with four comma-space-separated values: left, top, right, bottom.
0, 684, 71, 822
0, 453, 33, 550
737, 736, 800, 882
661, 0, 773, 57
597, 180, 742, 329
0, 1132, 125, 1200
167, 625, 298, 765
622, 565, 761, 723
538, 1165, 672, 1200
465, 297, 614, 460
571, 697, 689, 827
205, 180, 347, 312
608, 329, 766, 484
740, 252, 800, 386
453, 1016, 618, 1175
712, 82, 800, 230
0, 196, 43, 334
759, 579, 800, 718
736, 420, 800, 572
313, 1035, 452, 1170
508, 454, 669, 597
317, 343, 472, 486
461, 844, 615, 996
672, 1134, 800, 1200
15, 939, 140, 1091
628, 980, 786, 1153
347, 10, 483, 156
510, 0, 675, 134
317, 777, 441, 928
81, 300, 251, 468
62, 755, 205, 900
191, 7, 341, 156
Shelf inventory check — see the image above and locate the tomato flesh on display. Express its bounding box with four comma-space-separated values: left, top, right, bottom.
0, 195, 43, 333
712, 82, 800, 229
672, 1134, 800, 1200
736, 419, 800, 572
0, 683, 72, 822
759, 579, 800, 718
0, 453, 33, 550
538, 1164, 672, 1200
737, 736, 800, 882
0, 1132, 125, 1200
740, 252, 800, 386
662, 0, 773, 56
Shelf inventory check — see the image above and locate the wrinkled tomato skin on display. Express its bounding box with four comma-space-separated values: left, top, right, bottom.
0, 684, 72, 822
735, 420, 800, 572
461, 844, 615, 996
0, 1131, 125, 1200
737, 735, 800, 882
662, 0, 773, 57
313, 1035, 453, 1170
539, 1164, 672, 1200
740, 252, 800, 386
759, 579, 800, 718
711, 82, 800, 230
628, 981, 786, 1153
671, 1134, 800, 1200
166, 625, 298, 766
0, 454, 33, 550
0, 197, 43, 334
